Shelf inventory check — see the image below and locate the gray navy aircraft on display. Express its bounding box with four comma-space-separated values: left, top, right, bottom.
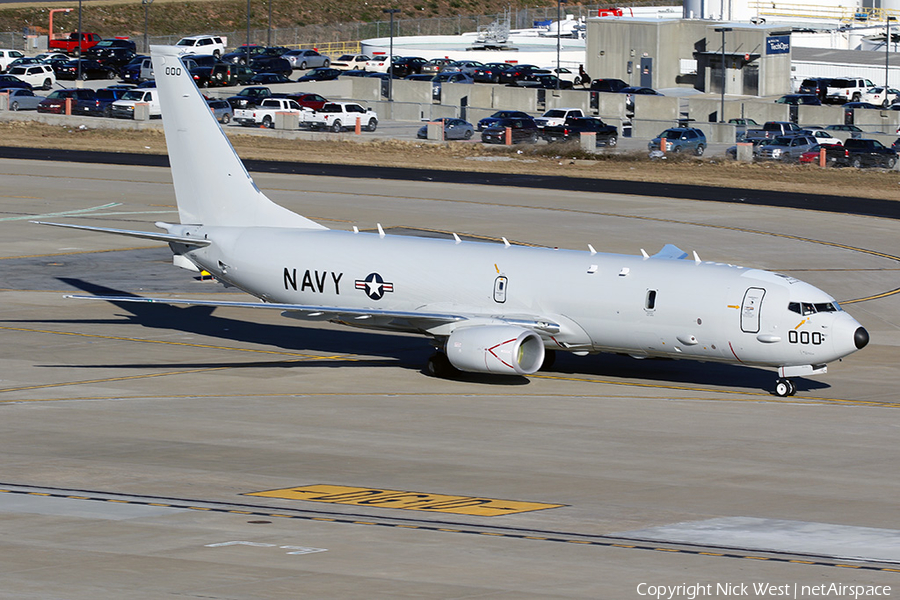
38, 45, 869, 396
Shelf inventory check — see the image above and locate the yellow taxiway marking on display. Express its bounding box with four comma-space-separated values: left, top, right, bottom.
247, 484, 565, 517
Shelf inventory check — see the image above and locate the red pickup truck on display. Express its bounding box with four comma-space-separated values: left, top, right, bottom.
49, 32, 102, 55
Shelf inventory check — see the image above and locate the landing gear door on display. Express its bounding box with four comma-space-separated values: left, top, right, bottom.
741, 287, 765, 333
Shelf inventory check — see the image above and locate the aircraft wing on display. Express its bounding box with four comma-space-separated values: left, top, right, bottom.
64, 294, 562, 333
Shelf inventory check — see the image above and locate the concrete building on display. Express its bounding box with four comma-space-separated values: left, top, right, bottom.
585, 19, 793, 97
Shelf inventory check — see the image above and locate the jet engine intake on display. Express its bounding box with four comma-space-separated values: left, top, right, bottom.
446, 325, 545, 375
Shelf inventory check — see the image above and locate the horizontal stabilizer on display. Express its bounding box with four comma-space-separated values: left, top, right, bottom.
33, 221, 211, 247
651, 244, 689, 260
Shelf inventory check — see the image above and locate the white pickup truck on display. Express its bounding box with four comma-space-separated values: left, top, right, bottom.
534, 107, 584, 129
233, 97, 310, 128
304, 101, 378, 132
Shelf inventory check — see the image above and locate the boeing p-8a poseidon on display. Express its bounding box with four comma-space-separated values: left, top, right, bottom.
38, 45, 869, 396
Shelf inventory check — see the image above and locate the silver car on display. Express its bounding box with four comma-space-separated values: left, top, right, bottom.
282, 49, 330, 70
757, 135, 818, 161
5, 87, 44, 111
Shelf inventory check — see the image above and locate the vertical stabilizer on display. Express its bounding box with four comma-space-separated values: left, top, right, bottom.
150, 45, 326, 230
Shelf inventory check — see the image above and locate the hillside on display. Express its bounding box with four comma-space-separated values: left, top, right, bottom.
0, 0, 669, 47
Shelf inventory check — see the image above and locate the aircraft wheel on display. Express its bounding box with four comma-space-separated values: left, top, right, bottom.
539, 349, 556, 371
426, 353, 458, 378
787, 379, 797, 396
775, 378, 792, 397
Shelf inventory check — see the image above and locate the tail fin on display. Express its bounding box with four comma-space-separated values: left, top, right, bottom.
150, 45, 326, 230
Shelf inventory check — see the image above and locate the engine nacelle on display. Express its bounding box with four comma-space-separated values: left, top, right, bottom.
446, 325, 545, 375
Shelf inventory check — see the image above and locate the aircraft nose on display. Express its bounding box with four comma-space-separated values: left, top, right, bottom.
854, 326, 869, 350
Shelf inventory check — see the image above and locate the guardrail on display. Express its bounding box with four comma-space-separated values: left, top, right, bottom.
748, 2, 900, 23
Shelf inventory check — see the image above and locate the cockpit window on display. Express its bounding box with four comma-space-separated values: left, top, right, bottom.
788, 301, 841, 315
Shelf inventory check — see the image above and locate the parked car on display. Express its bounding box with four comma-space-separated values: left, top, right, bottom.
389, 56, 427, 78
472, 62, 514, 83
498, 64, 550, 84
843, 101, 882, 111
798, 143, 846, 165
421, 58, 453, 75
331, 54, 370, 71
775, 93, 821, 105
405, 73, 435, 82
534, 108, 585, 129
508, 74, 573, 89
282, 49, 330, 70
249, 55, 292, 77
824, 124, 864, 138
175, 35, 227, 58
5, 64, 55, 90
431, 72, 474, 100
541, 116, 618, 147
477, 110, 533, 131
4, 88, 44, 111
543, 66, 579, 84
226, 86, 276, 109
838, 138, 898, 168
364, 54, 396, 73
54, 59, 116, 80
0, 74, 32, 90
94, 86, 133, 116
825, 77, 875, 103
0, 49, 26, 72
440, 60, 484, 77
798, 77, 835, 101
222, 45, 288, 65
206, 97, 234, 124
649, 127, 707, 155
296, 67, 343, 82
119, 54, 149, 83
589, 78, 629, 93
480, 117, 539, 144
110, 88, 161, 119
800, 129, 842, 145
620, 86, 663, 110
756, 135, 818, 161
248, 72, 292, 85
417, 117, 475, 140
860, 86, 900, 106
84, 39, 137, 69
285, 92, 328, 110
304, 101, 378, 132
49, 32, 101, 55
37, 88, 102, 115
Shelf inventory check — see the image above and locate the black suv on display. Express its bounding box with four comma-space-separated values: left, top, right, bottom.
838, 138, 898, 168
798, 77, 834, 102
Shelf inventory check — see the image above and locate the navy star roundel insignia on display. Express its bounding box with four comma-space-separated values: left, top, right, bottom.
355, 272, 394, 300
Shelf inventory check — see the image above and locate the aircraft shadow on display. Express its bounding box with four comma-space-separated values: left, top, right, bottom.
8, 278, 828, 394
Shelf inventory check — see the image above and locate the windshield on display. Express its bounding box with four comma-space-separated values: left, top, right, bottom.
543, 110, 566, 118
121, 90, 147, 101
788, 302, 840, 315
176, 39, 197, 46
661, 130, 683, 139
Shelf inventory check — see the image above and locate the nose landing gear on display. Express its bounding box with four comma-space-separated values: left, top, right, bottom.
775, 378, 796, 397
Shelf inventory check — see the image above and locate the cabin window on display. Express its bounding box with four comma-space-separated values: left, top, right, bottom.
645, 289, 657, 310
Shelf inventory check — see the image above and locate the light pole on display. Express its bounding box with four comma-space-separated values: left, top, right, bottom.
383, 8, 400, 102
245, 0, 252, 66
76, 0, 83, 81
714, 27, 732, 123
267, 0, 272, 47
886, 16, 896, 99
556, 0, 567, 90
142, 0, 153, 54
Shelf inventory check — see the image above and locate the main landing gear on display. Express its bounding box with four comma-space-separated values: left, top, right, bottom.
774, 378, 796, 397
426, 352, 459, 378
